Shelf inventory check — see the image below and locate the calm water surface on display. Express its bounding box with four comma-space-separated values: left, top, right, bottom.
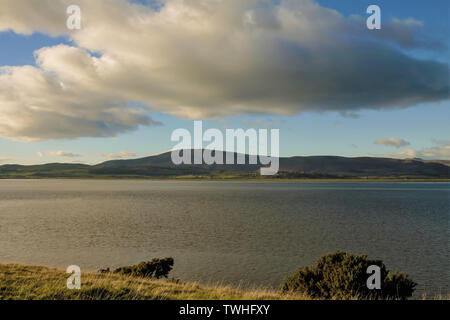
0, 180, 448, 296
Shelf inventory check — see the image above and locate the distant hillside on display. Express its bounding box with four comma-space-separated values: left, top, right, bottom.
414, 159, 450, 167
0, 150, 448, 179
278, 156, 449, 178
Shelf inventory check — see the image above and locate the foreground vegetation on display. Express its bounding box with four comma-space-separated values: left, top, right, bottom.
0, 264, 305, 300
1, 252, 446, 300
282, 252, 417, 300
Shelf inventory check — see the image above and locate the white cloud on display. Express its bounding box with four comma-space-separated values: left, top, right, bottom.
381, 148, 418, 159
375, 138, 410, 148
375, 142, 450, 160
98, 151, 136, 159
0, 157, 14, 163
416, 145, 450, 159
47, 150, 82, 157
0, 0, 448, 140
37, 152, 44, 157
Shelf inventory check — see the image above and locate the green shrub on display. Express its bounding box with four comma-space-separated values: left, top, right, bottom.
111, 257, 174, 279
281, 251, 416, 300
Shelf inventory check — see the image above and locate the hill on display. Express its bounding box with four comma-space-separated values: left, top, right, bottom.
0, 150, 448, 179
0, 263, 303, 300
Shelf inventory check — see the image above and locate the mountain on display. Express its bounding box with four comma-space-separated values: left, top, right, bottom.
0, 150, 448, 179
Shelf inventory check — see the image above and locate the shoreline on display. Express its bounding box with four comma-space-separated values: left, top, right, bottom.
1, 177, 449, 182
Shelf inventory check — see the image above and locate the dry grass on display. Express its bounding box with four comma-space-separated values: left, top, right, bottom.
0, 264, 307, 300
1, 264, 447, 300
421, 292, 450, 300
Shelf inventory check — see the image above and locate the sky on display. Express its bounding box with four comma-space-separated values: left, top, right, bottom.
0, 0, 448, 165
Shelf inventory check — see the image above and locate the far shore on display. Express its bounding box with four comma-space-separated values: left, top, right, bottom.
1, 177, 449, 182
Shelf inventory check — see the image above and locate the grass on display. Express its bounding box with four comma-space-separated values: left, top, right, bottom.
1, 264, 448, 300
0, 264, 307, 300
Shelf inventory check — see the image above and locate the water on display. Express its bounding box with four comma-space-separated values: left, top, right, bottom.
0, 179, 448, 297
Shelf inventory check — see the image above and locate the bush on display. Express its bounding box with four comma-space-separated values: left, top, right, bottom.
281, 251, 416, 299
111, 257, 174, 279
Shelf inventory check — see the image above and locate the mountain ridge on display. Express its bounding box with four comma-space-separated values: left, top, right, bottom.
0, 150, 448, 179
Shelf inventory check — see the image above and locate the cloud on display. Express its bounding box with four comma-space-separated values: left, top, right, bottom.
374, 141, 450, 160
0, 62, 162, 141
346, 16, 447, 51
382, 146, 450, 160
37, 152, 44, 157
0, 158, 14, 163
418, 145, 450, 159
241, 117, 286, 129
98, 151, 136, 159
0, 0, 448, 140
375, 137, 410, 148
432, 139, 450, 147
47, 150, 82, 157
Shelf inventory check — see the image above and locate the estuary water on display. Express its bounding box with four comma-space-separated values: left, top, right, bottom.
0, 179, 448, 296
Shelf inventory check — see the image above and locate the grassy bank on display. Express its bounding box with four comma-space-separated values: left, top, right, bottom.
0, 264, 306, 300
1, 264, 448, 300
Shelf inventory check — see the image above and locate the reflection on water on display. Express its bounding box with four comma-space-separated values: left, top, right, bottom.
0, 180, 448, 296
